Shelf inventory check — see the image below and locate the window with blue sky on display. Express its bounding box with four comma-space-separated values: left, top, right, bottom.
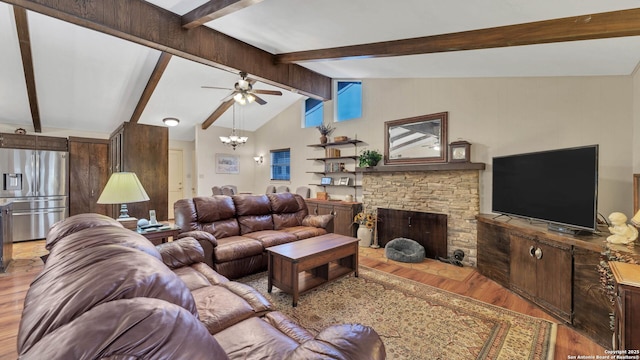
335, 80, 362, 122
304, 98, 323, 128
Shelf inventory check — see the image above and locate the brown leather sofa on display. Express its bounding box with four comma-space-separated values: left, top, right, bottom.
174, 192, 333, 279
18, 214, 386, 359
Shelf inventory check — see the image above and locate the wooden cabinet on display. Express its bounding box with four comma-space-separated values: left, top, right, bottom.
610, 261, 640, 351
509, 232, 572, 322
0, 133, 67, 151
477, 215, 614, 348
307, 139, 362, 195
68, 137, 110, 216
376, 208, 447, 259
306, 199, 361, 237
109, 122, 168, 221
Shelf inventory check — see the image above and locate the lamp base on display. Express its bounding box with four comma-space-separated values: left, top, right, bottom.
118, 204, 130, 218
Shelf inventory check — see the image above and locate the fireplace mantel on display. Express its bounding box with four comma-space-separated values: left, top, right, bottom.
356, 162, 485, 173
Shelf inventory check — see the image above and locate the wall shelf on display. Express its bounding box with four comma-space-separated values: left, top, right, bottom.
356, 162, 485, 173
307, 139, 363, 148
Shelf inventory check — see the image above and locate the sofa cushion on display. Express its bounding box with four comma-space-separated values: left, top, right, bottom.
238, 214, 274, 234
214, 317, 300, 359
214, 236, 264, 262
45, 213, 122, 250
243, 230, 298, 248
268, 192, 301, 213
192, 286, 258, 334
45, 225, 162, 264
19, 298, 229, 360
173, 266, 214, 292
273, 212, 300, 230
194, 195, 237, 222
233, 194, 272, 216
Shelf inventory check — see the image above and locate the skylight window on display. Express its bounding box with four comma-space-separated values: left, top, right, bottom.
334, 80, 362, 122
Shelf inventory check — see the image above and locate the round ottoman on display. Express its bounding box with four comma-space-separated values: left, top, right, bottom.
384, 238, 425, 263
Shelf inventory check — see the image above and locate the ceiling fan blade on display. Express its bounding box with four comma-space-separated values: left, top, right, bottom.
252, 94, 267, 105
221, 91, 239, 103
202, 99, 234, 130
202, 85, 234, 91
252, 89, 282, 96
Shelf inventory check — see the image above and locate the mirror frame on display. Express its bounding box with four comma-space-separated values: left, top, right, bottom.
384, 112, 448, 165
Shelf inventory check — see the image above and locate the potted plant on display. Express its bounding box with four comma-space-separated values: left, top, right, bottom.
358, 149, 382, 167
316, 122, 335, 144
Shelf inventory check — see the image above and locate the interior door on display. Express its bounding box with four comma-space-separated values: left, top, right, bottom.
168, 149, 184, 220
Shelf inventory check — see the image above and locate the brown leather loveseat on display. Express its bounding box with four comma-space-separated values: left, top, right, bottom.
174, 192, 333, 279
17, 213, 386, 359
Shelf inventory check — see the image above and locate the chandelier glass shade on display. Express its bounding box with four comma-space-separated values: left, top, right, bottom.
220, 104, 248, 150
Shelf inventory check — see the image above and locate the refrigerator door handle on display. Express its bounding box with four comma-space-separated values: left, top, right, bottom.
13, 209, 65, 215
35, 153, 40, 197
10, 198, 66, 203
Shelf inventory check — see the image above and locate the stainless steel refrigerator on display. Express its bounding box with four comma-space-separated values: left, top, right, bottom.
0, 148, 68, 242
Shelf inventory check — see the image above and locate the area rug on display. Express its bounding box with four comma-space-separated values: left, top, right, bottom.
240, 266, 556, 360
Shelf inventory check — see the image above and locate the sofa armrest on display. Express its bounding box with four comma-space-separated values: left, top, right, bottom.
156, 237, 205, 269
177, 231, 217, 268
288, 324, 386, 360
302, 214, 333, 229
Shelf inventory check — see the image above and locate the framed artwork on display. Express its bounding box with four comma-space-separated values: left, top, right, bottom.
216, 153, 240, 174
384, 112, 448, 164
321, 177, 333, 185
338, 177, 350, 186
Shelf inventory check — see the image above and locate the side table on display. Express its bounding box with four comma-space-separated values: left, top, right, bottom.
137, 225, 180, 246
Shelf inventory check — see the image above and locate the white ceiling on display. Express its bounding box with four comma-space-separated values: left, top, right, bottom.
1, 1, 640, 141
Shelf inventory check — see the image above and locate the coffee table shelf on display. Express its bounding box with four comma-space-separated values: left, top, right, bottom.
267, 234, 359, 306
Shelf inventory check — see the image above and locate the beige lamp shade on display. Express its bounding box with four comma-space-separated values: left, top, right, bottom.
97, 172, 150, 218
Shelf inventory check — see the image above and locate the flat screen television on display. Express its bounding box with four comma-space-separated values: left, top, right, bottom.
492, 145, 598, 233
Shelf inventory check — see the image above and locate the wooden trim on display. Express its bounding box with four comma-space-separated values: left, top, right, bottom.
182, 0, 263, 29
5, 0, 331, 100
201, 99, 234, 129
13, 6, 41, 133
129, 52, 172, 123
276, 8, 640, 63
356, 162, 485, 172
68, 136, 109, 144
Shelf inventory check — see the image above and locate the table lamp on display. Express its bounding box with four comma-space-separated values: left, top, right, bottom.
97, 172, 150, 220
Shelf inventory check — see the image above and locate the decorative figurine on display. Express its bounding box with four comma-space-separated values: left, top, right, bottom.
607, 212, 638, 244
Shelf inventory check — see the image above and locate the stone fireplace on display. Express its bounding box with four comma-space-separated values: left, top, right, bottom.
361, 167, 482, 266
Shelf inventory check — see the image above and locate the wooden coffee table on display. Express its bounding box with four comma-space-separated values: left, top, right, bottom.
267, 233, 359, 307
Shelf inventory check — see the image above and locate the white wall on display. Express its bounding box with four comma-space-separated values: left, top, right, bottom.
194, 124, 257, 196
234, 76, 635, 218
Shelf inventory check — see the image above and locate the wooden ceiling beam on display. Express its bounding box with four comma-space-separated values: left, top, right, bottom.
182, 0, 263, 30
276, 8, 640, 63
13, 6, 41, 132
202, 99, 234, 129
4, 0, 331, 100
129, 52, 172, 123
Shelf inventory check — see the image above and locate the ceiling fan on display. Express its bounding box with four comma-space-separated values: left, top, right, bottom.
201, 71, 282, 105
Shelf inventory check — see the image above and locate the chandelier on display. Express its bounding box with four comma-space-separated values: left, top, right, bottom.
219, 103, 248, 150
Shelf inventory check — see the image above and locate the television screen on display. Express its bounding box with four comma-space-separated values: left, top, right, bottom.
492, 145, 598, 231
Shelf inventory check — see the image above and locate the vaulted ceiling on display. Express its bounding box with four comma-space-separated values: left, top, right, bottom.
1, 0, 640, 141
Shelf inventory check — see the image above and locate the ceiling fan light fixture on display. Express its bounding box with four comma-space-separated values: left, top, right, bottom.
162, 117, 180, 127
246, 93, 255, 103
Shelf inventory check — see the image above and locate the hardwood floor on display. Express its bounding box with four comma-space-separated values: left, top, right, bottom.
1, 241, 605, 359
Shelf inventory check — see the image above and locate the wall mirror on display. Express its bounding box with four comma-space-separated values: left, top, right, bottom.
384, 112, 448, 164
